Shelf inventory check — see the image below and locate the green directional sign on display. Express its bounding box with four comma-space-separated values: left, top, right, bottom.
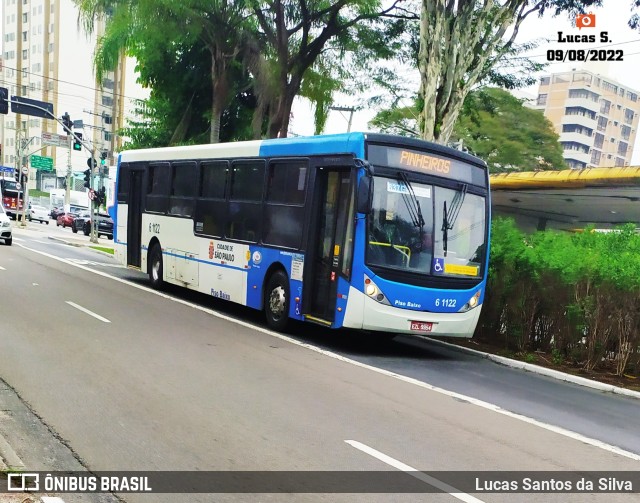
30, 154, 54, 171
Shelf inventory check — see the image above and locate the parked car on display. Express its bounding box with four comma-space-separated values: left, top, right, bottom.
83, 213, 114, 239
72, 212, 91, 234
0, 204, 12, 245
50, 206, 64, 219
56, 212, 78, 228
29, 204, 50, 224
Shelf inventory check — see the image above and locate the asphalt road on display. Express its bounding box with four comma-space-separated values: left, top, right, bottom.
1, 224, 639, 503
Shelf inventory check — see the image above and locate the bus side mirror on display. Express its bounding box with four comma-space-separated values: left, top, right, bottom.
357, 175, 372, 214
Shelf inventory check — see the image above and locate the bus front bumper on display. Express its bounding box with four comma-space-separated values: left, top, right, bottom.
342, 287, 482, 338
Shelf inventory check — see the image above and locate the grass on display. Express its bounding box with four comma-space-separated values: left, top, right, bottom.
90, 245, 114, 254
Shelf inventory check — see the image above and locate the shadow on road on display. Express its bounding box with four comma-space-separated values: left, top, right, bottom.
121, 275, 458, 363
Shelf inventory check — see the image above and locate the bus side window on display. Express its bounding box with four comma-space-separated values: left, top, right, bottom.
169, 161, 197, 217
227, 160, 265, 242
146, 162, 171, 213
263, 160, 307, 249
194, 161, 229, 237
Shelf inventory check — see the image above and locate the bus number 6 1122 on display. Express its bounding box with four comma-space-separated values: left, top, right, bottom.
435, 298, 456, 308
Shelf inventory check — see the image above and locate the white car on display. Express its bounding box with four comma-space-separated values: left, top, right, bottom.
0, 205, 12, 245
29, 204, 50, 224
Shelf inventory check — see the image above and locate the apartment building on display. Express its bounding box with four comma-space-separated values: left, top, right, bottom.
533, 69, 640, 169
1, 0, 127, 191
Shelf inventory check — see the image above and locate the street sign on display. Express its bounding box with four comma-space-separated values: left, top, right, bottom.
41, 131, 69, 148
87, 158, 97, 169
10, 96, 54, 119
30, 154, 54, 171
88, 189, 96, 200
21, 166, 28, 174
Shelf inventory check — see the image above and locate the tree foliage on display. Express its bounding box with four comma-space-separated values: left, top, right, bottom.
370, 87, 566, 172
452, 87, 566, 172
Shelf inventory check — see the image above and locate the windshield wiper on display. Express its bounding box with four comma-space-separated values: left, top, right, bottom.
441, 183, 468, 257
398, 172, 425, 248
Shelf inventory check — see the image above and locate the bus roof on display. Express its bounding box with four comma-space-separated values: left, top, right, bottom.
118, 133, 367, 163
117, 132, 486, 168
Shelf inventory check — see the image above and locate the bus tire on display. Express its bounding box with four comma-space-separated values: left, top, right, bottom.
264, 270, 289, 331
148, 244, 164, 289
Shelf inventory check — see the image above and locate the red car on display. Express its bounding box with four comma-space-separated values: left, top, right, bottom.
56, 212, 78, 228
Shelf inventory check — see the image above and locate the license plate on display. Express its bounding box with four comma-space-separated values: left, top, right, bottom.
410, 321, 433, 332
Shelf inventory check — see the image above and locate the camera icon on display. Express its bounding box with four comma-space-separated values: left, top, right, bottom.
576, 12, 596, 29
7, 473, 40, 491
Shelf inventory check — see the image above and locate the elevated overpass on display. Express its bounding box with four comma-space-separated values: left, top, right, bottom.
490, 167, 640, 232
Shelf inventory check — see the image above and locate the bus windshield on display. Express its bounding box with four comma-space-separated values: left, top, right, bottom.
367, 175, 486, 278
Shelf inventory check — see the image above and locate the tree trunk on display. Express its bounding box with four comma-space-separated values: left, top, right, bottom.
209, 48, 229, 144
268, 77, 300, 138
418, 0, 532, 144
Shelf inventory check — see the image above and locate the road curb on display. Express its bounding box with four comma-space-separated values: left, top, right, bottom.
0, 432, 25, 470
425, 336, 640, 400
46, 236, 83, 247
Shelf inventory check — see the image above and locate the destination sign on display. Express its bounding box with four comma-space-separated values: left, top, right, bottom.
367, 144, 487, 186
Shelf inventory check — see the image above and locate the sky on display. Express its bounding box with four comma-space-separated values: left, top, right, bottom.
291, 3, 640, 165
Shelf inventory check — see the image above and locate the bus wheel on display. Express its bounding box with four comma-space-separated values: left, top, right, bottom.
148, 244, 164, 289
265, 271, 289, 331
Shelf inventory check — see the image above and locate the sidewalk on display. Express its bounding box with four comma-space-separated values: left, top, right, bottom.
11, 222, 114, 252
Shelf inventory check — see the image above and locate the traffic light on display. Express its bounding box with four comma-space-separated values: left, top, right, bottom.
96, 186, 106, 207
61, 112, 72, 132
83, 168, 91, 189
73, 133, 83, 151
0, 87, 8, 115
14, 169, 19, 182
100, 150, 108, 164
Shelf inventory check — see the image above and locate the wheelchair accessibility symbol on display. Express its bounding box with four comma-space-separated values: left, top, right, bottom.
433, 258, 445, 274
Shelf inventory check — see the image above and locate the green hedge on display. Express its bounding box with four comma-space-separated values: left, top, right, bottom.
476, 218, 640, 376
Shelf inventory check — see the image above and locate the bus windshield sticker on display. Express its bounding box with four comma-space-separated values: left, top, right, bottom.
387, 181, 409, 194
413, 186, 431, 198
444, 263, 479, 276
291, 254, 304, 281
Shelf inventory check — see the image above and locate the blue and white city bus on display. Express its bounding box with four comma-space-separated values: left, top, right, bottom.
111, 133, 490, 337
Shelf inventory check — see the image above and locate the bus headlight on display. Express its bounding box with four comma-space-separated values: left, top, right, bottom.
459, 290, 481, 312
364, 275, 390, 305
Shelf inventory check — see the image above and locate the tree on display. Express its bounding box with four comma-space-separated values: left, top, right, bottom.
76, 0, 250, 144
452, 87, 566, 172
246, 0, 409, 138
416, 0, 632, 144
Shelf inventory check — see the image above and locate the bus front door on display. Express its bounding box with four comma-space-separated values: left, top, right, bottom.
304, 168, 353, 325
127, 170, 144, 268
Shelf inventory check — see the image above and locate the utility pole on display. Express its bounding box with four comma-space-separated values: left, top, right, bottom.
61, 112, 73, 209
329, 106, 356, 133
14, 130, 35, 227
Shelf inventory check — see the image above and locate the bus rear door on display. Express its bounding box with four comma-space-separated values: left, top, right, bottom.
126, 168, 145, 268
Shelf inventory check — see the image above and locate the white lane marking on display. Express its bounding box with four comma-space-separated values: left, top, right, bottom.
41, 497, 66, 503
0, 265, 5, 270
65, 301, 111, 323
346, 440, 485, 503
16, 242, 640, 461
66, 258, 124, 268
